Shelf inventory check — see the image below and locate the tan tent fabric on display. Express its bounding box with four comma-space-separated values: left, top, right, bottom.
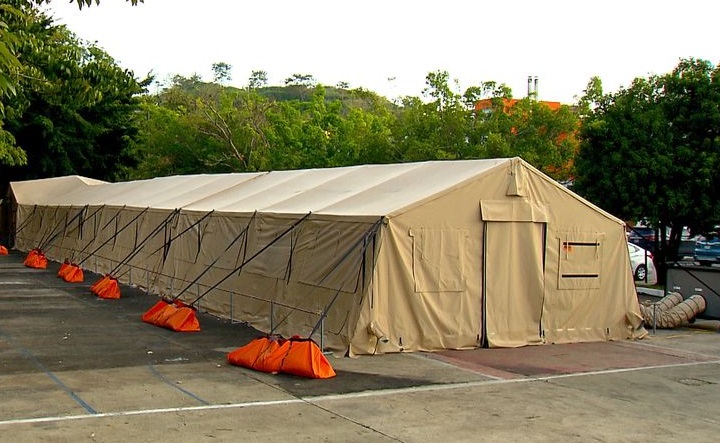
9, 157, 647, 355
484, 221, 546, 347
10, 175, 106, 205
480, 199, 548, 223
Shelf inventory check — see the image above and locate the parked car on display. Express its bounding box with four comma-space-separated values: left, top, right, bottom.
627, 226, 656, 252
694, 231, 720, 266
628, 242, 657, 284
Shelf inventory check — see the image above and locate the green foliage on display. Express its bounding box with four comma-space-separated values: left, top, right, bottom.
574, 58, 720, 258
132, 68, 581, 182
392, 71, 579, 180
211, 62, 232, 84
133, 75, 402, 177
0, 1, 145, 181
248, 70, 268, 90
71, 0, 143, 9
284, 73, 316, 88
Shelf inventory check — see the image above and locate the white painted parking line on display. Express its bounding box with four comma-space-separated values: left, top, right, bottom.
1, 359, 718, 428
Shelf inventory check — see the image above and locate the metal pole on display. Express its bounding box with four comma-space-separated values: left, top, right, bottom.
320, 316, 325, 352
230, 291, 234, 323
653, 303, 657, 335
196, 283, 201, 310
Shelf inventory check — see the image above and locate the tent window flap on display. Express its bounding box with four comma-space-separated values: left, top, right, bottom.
557, 234, 603, 289
409, 228, 467, 293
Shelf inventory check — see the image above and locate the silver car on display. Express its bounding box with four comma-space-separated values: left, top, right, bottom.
628, 242, 657, 284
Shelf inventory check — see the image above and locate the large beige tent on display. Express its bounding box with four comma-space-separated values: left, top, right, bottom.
8, 157, 647, 355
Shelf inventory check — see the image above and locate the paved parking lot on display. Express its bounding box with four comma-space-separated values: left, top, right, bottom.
2, 251, 720, 442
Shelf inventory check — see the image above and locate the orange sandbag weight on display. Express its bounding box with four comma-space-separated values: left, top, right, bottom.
164, 306, 200, 332
62, 265, 84, 283
58, 261, 71, 278
97, 278, 121, 299
141, 300, 172, 323
279, 337, 336, 379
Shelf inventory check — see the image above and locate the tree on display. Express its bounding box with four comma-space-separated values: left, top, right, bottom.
248, 70, 268, 90
574, 58, 720, 263
131, 98, 215, 178
483, 98, 579, 181
212, 62, 232, 84
135, 74, 277, 174
72, 0, 142, 8
391, 71, 579, 180
0, 1, 146, 182
284, 73, 316, 88
393, 71, 478, 162
0, 1, 141, 95
0, 0, 142, 167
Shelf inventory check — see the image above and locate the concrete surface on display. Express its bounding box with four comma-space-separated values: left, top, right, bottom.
1, 250, 719, 442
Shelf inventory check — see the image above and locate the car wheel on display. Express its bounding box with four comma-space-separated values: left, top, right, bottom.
634, 264, 647, 281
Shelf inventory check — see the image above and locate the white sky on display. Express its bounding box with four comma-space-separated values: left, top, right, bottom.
44, 0, 720, 104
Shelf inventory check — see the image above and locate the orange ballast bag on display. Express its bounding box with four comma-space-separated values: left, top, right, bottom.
279, 337, 336, 379
142, 300, 200, 332
62, 265, 84, 283
91, 275, 121, 299
90, 275, 111, 293
163, 306, 200, 332
24, 249, 47, 269
142, 300, 173, 323
58, 260, 72, 278
0, 245, 8, 255
227, 336, 289, 374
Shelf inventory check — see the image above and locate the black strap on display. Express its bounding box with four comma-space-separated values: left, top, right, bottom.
73, 205, 125, 261
71, 205, 105, 252
39, 206, 89, 251
14, 205, 37, 235
142, 210, 216, 264
77, 207, 150, 266
309, 217, 383, 338
110, 209, 181, 276
187, 212, 311, 306
169, 211, 256, 302
35, 206, 61, 250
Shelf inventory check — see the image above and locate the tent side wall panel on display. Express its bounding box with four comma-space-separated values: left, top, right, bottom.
523, 167, 645, 342
144, 213, 378, 353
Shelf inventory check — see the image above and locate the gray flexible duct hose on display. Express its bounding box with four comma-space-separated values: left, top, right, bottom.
651, 292, 684, 312
640, 294, 706, 329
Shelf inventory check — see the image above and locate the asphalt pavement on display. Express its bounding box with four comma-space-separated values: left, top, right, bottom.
1, 250, 719, 442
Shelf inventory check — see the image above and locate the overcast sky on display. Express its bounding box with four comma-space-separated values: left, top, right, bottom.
44, 0, 720, 104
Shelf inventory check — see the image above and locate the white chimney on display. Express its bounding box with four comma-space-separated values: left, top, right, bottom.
527, 76, 533, 97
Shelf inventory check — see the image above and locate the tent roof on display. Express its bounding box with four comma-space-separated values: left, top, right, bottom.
9, 175, 107, 205
10, 159, 511, 216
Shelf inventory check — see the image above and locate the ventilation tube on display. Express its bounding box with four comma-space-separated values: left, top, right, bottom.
640, 292, 706, 329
